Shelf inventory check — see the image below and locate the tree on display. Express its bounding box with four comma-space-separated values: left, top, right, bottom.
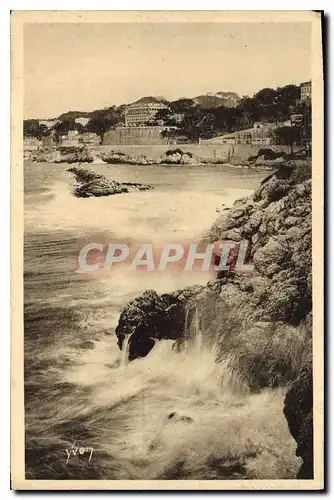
23, 120, 50, 139
197, 113, 216, 138
276, 85, 300, 107
85, 107, 121, 137
294, 101, 312, 157
273, 126, 302, 155
57, 111, 91, 121
153, 107, 173, 125
170, 98, 195, 113
238, 97, 262, 123
53, 119, 83, 139
254, 88, 277, 106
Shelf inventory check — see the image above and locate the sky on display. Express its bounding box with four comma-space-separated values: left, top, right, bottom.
24, 22, 312, 119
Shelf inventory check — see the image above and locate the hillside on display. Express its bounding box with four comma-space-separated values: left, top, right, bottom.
115, 160, 313, 478
193, 91, 241, 109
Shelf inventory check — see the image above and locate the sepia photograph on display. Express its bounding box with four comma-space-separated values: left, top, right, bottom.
11, 10, 323, 490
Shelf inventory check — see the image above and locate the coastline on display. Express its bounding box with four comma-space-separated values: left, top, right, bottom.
24, 143, 302, 170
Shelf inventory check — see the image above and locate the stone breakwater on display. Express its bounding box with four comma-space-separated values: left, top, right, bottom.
115, 160, 313, 478
67, 166, 153, 198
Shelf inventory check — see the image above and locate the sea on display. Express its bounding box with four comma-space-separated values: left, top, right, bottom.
23, 161, 301, 480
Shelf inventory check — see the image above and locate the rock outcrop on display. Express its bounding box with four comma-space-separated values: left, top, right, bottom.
115, 160, 313, 478
28, 147, 94, 164
116, 285, 207, 359
67, 167, 153, 198
101, 151, 158, 165
101, 148, 196, 166
160, 149, 195, 165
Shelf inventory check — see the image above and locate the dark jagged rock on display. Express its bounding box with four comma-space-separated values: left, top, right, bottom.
115, 287, 204, 360
166, 412, 194, 423
284, 363, 313, 479
67, 166, 153, 198
116, 281, 224, 360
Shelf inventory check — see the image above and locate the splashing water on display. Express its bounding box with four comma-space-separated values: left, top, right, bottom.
120, 330, 134, 368
59, 333, 301, 480
24, 162, 301, 480
194, 304, 203, 356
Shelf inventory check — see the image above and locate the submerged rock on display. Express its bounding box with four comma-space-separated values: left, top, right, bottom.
166, 412, 194, 423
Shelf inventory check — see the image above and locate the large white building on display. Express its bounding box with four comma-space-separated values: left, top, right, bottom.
75, 117, 90, 127
300, 81, 311, 102
39, 119, 58, 130
124, 97, 168, 127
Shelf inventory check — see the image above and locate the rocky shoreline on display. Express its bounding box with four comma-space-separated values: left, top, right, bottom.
25, 145, 300, 169
115, 160, 313, 478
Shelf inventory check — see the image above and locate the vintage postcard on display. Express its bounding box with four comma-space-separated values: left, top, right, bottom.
11, 11, 324, 490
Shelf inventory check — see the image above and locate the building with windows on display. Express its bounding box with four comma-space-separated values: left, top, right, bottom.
75, 117, 90, 127
300, 81, 311, 102
208, 123, 275, 145
58, 130, 100, 147
24, 137, 42, 151
59, 130, 80, 147
171, 113, 184, 124
39, 119, 58, 129
124, 97, 168, 127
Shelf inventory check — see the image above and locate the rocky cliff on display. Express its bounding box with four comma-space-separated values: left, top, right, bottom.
115, 160, 313, 478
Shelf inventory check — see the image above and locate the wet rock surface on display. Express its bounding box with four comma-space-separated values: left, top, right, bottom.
115, 287, 205, 360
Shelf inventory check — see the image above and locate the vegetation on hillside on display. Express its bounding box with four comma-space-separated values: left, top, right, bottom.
23, 119, 51, 140
24, 83, 311, 148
